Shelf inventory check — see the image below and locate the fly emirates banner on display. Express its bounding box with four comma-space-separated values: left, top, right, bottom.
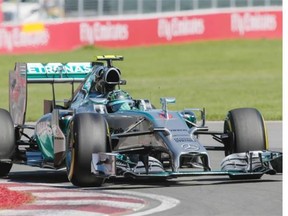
0, 8, 282, 54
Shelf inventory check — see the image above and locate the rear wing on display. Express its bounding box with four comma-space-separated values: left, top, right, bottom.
9, 62, 93, 125
26, 62, 92, 83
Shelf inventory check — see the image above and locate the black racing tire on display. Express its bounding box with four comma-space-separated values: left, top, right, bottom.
0, 163, 13, 177
270, 155, 282, 173
0, 109, 15, 177
224, 108, 268, 156
66, 113, 110, 187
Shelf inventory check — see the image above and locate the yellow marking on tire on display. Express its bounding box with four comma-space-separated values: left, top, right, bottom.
261, 115, 269, 150
68, 149, 75, 181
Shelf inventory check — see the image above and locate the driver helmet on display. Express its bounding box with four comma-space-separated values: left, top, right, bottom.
107, 90, 134, 112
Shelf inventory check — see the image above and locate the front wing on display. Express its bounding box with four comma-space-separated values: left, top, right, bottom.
91, 150, 282, 181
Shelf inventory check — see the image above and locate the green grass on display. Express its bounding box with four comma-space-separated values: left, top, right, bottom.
0, 39, 282, 121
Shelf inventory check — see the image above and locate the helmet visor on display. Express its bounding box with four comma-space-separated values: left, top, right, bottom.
109, 100, 134, 112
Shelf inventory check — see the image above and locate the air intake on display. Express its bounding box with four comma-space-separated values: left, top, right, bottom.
104, 68, 121, 84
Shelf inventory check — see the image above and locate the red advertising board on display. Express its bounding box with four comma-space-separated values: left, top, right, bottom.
0, 8, 282, 54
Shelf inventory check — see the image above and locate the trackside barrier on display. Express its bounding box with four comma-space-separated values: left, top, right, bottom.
0, 7, 282, 54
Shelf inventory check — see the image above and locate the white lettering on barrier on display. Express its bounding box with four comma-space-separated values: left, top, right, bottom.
231, 13, 277, 35
80, 22, 129, 43
158, 17, 205, 41
0, 27, 50, 51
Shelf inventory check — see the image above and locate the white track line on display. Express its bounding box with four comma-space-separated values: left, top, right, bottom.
0, 210, 106, 216
34, 199, 144, 209
31, 191, 142, 199
110, 190, 180, 216
7, 186, 56, 191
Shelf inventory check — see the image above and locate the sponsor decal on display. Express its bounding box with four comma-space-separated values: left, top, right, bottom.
181, 143, 200, 151
52, 125, 66, 154
0, 23, 50, 51
170, 129, 188, 132
27, 63, 92, 74
80, 21, 129, 43
231, 12, 277, 35
174, 137, 193, 143
158, 17, 205, 40
159, 112, 173, 119
36, 121, 53, 137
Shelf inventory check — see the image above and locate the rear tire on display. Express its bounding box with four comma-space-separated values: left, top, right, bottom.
224, 108, 267, 155
0, 109, 15, 177
66, 113, 110, 187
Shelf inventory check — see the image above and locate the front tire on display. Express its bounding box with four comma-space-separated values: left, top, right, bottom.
224, 108, 268, 155
0, 109, 15, 177
0, 163, 13, 177
66, 113, 110, 187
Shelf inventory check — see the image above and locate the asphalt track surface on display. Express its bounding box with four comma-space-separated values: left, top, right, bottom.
0, 122, 282, 216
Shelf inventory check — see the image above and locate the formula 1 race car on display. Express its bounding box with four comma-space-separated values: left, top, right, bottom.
0, 55, 282, 186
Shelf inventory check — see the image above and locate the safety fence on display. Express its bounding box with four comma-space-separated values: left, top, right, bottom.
2, 0, 282, 23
